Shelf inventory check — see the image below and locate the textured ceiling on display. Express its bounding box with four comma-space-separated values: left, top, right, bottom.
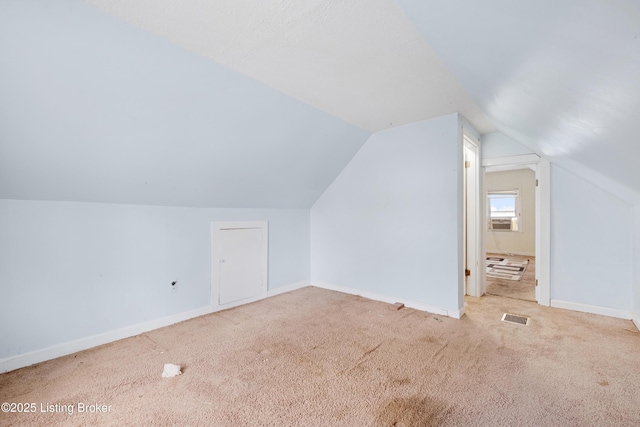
83, 0, 494, 133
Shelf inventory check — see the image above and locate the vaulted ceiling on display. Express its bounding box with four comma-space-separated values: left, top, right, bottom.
399, 0, 640, 203
83, 0, 494, 133
1, 0, 639, 207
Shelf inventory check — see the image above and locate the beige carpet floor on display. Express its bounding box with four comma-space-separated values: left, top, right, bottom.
1, 287, 639, 426
486, 253, 536, 302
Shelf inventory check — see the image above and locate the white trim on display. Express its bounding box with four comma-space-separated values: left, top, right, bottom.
463, 134, 482, 298
267, 281, 310, 297
207, 281, 311, 312
536, 158, 551, 306
483, 154, 541, 168
0, 280, 311, 373
481, 154, 550, 307
633, 316, 640, 332
211, 221, 268, 308
0, 306, 212, 373
550, 299, 633, 320
312, 281, 464, 319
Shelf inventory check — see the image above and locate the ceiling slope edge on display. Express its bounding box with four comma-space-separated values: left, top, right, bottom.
496, 130, 640, 206
83, 0, 494, 133
0, 1, 371, 209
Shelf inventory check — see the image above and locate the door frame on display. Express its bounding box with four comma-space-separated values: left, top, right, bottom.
482, 154, 550, 306
211, 221, 268, 309
463, 134, 482, 297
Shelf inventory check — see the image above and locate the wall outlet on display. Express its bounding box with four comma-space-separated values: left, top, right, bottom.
171, 281, 178, 293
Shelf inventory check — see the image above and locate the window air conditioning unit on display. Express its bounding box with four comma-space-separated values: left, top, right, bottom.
491, 218, 513, 230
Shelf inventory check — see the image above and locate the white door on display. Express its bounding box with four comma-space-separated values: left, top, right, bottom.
213, 222, 268, 306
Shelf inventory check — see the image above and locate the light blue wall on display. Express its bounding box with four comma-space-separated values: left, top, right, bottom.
550, 167, 633, 309
311, 114, 461, 311
0, 0, 370, 209
482, 132, 534, 158
399, 0, 640, 202
483, 132, 634, 311
0, 199, 309, 359
634, 205, 640, 320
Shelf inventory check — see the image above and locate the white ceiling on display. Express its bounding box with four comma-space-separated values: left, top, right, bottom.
83, 0, 494, 133
2, 0, 640, 207
399, 0, 640, 202
83, 0, 640, 202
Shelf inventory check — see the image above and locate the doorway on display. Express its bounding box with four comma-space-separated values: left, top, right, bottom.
211, 221, 268, 308
484, 166, 536, 301
482, 154, 550, 306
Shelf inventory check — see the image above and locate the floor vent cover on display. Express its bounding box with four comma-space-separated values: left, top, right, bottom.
501, 313, 529, 325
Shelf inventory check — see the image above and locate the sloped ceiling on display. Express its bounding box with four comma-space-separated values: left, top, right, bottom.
83, 0, 493, 133
2, 0, 639, 207
399, 0, 640, 203
0, 1, 369, 208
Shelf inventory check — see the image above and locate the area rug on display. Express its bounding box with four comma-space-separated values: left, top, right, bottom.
486, 256, 529, 281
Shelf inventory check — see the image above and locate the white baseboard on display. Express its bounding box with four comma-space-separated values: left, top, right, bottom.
267, 281, 310, 297
212, 281, 310, 311
550, 299, 633, 320
633, 315, 640, 332
312, 281, 463, 319
0, 305, 213, 374
1, 281, 311, 373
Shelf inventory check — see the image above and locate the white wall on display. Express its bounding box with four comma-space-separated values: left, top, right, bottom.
0, 199, 309, 360
311, 114, 462, 313
485, 169, 536, 256
550, 167, 633, 310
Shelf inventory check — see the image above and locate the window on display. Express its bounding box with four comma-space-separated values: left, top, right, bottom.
488, 190, 519, 231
